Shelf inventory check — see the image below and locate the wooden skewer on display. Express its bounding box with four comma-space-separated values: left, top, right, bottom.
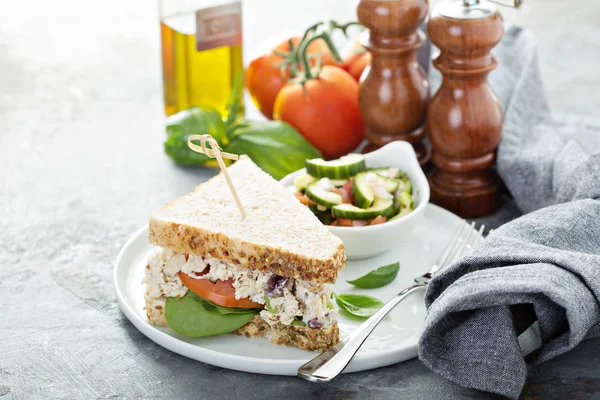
187, 134, 247, 219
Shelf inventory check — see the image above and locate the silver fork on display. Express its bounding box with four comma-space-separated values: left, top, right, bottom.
297, 221, 486, 382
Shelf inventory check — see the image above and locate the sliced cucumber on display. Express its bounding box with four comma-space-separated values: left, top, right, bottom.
397, 178, 412, 194
305, 183, 343, 208
352, 172, 400, 208
308, 205, 334, 225
330, 179, 349, 187
379, 176, 399, 192
395, 190, 414, 212
369, 167, 403, 179
294, 173, 317, 192
389, 206, 412, 221
306, 154, 366, 179
332, 198, 395, 220
352, 172, 375, 208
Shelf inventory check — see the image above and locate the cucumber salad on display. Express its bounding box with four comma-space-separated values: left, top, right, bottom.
292, 154, 415, 227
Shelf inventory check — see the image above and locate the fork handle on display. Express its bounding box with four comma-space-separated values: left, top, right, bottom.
297, 283, 427, 382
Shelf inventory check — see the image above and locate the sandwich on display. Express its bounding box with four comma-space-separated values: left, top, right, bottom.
144, 156, 345, 351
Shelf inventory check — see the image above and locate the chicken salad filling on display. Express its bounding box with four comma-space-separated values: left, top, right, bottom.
144, 248, 337, 329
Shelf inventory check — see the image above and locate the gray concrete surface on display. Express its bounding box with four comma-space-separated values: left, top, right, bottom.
1, 0, 599, 399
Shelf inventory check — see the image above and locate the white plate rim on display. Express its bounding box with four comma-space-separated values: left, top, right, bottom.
114, 203, 466, 375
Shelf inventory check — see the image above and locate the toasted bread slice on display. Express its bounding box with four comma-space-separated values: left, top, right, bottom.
234, 316, 339, 352
145, 302, 339, 352
149, 156, 345, 284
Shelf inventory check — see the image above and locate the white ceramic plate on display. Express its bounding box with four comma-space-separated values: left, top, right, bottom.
114, 204, 465, 375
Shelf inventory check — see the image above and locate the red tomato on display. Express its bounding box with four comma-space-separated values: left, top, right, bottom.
273, 66, 364, 160
347, 53, 371, 82
331, 188, 352, 204
340, 37, 371, 82
369, 216, 387, 225
336, 218, 354, 227
178, 272, 262, 309
342, 179, 354, 203
246, 37, 334, 120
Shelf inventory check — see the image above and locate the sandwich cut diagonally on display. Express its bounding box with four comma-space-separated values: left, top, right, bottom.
144, 156, 346, 351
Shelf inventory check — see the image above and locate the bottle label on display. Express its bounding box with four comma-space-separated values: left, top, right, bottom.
196, 2, 242, 51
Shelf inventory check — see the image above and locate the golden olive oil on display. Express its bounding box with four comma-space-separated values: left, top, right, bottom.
160, 13, 244, 117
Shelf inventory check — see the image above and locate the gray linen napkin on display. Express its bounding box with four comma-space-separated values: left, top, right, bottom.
419, 25, 600, 398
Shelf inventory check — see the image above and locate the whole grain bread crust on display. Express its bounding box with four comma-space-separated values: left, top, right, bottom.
149, 218, 345, 284
234, 315, 339, 352
146, 303, 339, 352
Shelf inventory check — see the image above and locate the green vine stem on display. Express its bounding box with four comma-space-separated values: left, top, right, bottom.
275, 20, 362, 82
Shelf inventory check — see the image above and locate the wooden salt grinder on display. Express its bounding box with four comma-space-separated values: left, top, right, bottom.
357, 0, 431, 166
427, 0, 521, 218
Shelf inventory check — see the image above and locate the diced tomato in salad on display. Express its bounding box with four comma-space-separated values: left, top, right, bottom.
291, 166, 413, 227
331, 188, 352, 204
369, 216, 387, 225
294, 192, 315, 205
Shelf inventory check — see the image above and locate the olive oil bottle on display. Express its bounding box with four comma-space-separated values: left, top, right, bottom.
160, 1, 244, 117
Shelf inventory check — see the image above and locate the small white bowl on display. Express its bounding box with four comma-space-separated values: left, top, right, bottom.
280, 141, 430, 260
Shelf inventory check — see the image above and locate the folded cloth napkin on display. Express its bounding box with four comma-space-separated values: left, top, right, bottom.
420, 25, 600, 399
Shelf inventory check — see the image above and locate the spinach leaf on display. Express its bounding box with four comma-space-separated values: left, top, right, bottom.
204, 298, 262, 315
164, 106, 228, 166
346, 262, 400, 289
226, 120, 322, 180
165, 292, 257, 337
334, 293, 383, 319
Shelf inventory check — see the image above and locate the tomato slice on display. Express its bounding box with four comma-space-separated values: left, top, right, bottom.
178, 272, 263, 309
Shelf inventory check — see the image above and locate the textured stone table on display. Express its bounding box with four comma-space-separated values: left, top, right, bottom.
1, 1, 600, 399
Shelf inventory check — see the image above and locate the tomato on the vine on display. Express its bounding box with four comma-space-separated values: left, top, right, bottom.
245, 37, 334, 120
340, 36, 371, 82
273, 65, 364, 160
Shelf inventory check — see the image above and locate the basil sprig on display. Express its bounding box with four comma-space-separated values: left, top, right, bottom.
334, 293, 383, 319
346, 262, 400, 289
164, 75, 322, 180
165, 292, 259, 337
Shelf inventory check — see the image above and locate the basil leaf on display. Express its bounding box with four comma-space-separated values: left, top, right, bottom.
164, 107, 227, 166
335, 293, 383, 319
224, 73, 244, 132
166, 106, 227, 143
227, 121, 322, 180
346, 262, 400, 289
165, 292, 257, 337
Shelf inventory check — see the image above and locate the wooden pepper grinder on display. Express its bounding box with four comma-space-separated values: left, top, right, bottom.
357, 0, 431, 166
427, 0, 521, 218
